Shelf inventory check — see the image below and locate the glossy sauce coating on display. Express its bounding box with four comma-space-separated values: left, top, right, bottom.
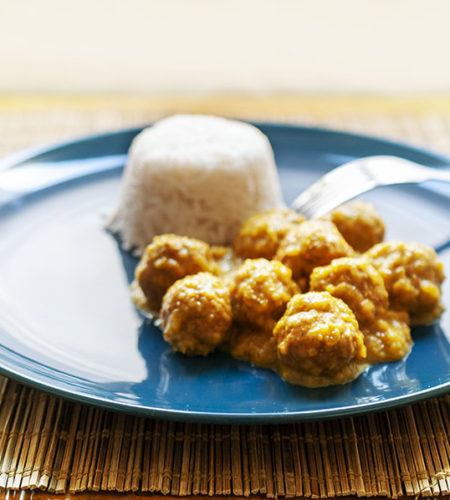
310, 256, 389, 327
366, 241, 445, 325
133, 203, 445, 387
228, 258, 299, 331
323, 200, 385, 252
274, 292, 367, 387
275, 219, 354, 289
226, 327, 278, 370
136, 234, 217, 311
362, 309, 412, 363
234, 209, 305, 260
161, 272, 232, 356
309, 256, 411, 362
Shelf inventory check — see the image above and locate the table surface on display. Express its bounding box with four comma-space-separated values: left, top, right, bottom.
2, 94, 450, 157
0, 492, 426, 500
0, 93, 448, 500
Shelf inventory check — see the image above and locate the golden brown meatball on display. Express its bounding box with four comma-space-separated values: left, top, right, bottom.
233, 209, 305, 260
310, 256, 389, 327
366, 242, 445, 325
229, 259, 300, 330
275, 220, 354, 287
135, 234, 217, 311
362, 310, 412, 363
274, 292, 367, 387
161, 273, 231, 356
323, 200, 385, 252
226, 327, 278, 370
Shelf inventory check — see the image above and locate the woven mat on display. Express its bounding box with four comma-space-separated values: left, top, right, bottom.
0, 97, 449, 498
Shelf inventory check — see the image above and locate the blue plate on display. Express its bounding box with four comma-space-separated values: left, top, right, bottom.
0, 123, 449, 423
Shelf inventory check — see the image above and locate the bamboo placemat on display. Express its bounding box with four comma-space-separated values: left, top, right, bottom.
0, 95, 449, 498
0, 378, 448, 498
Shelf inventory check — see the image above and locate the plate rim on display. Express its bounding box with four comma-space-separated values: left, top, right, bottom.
0, 355, 449, 423
2, 120, 450, 171
0, 121, 449, 423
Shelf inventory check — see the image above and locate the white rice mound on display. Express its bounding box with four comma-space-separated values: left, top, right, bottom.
109, 114, 284, 252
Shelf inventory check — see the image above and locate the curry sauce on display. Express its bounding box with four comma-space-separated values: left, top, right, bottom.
132, 202, 445, 388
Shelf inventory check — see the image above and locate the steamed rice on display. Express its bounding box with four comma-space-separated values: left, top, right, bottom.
109, 114, 284, 252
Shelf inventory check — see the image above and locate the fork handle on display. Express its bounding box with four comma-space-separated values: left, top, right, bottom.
426, 167, 450, 183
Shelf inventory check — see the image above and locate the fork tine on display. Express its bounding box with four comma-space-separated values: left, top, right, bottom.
291, 161, 376, 217
291, 155, 450, 219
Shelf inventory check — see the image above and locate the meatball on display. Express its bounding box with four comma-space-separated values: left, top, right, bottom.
366, 242, 445, 325
274, 292, 367, 387
229, 259, 300, 330
275, 220, 354, 287
362, 310, 412, 363
310, 256, 389, 327
233, 209, 305, 260
226, 327, 278, 370
161, 273, 231, 356
135, 234, 217, 311
323, 200, 385, 252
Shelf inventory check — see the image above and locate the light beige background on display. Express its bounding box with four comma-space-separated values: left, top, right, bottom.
0, 0, 449, 94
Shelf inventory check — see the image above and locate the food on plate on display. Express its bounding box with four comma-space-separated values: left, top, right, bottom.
119, 115, 445, 388
226, 327, 278, 369
130, 200, 445, 387
362, 309, 412, 362
274, 292, 367, 387
161, 273, 232, 356
233, 209, 305, 260
323, 200, 385, 252
135, 234, 217, 311
309, 256, 389, 327
109, 115, 283, 252
228, 258, 300, 330
275, 219, 354, 289
366, 241, 445, 325
309, 256, 413, 362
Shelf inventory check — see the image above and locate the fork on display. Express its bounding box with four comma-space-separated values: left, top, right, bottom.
291, 155, 450, 219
